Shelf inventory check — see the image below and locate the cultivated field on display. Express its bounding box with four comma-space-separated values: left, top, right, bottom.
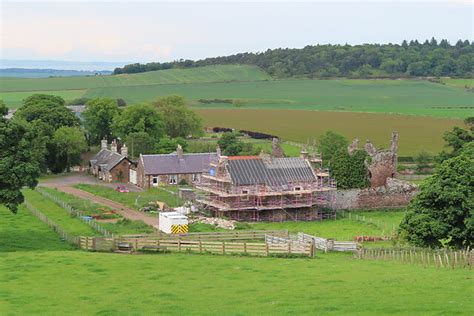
195, 109, 464, 156
0, 65, 270, 92
84, 78, 474, 119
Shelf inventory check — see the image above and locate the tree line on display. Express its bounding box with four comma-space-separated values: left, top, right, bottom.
113, 38, 473, 78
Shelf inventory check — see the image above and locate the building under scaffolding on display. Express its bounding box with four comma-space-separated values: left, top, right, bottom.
196, 149, 336, 222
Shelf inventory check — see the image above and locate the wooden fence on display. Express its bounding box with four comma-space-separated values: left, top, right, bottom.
356, 247, 473, 269
36, 187, 114, 238
25, 201, 79, 246
297, 233, 360, 252
78, 235, 314, 257
121, 230, 289, 241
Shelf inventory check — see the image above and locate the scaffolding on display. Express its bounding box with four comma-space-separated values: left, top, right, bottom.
195, 154, 337, 222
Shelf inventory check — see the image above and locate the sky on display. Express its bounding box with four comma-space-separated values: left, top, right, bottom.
1, 0, 473, 64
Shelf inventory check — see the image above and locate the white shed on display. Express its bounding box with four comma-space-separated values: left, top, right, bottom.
159, 212, 188, 234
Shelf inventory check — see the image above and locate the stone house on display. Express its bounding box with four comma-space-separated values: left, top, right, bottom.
136, 145, 218, 188
89, 139, 133, 183
195, 150, 337, 222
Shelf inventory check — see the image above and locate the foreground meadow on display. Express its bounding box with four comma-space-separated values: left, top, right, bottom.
1, 251, 472, 315
1, 203, 473, 315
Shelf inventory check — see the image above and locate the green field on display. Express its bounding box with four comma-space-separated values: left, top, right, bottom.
23, 190, 97, 237
0, 205, 74, 252
1, 195, 472, 315
0, 89, 86, 108
84, 78, 474, 118
1, 251, 472, 315
0, 65, 270, 92
195, 109, 464, 156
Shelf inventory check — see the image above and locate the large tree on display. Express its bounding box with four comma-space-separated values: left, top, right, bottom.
82, 98, 120, 144
112, 104, 164, 140
330, 149, 369, 189
318, 131, 349, 163
13, 94, 80, 173
399, 142, 473, 248
124, 132, 156, 158
154, 95, 203, 138
0, 101, 41, 213
53, 126, 87, 172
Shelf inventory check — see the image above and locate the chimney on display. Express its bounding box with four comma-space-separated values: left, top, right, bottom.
101, 138, 108, 150
177, 144, 184, 160
216, 146, 221, 158
300, 147, 309, 160
121, 144, 128, 157
271, 138, 284, 158
111, 139, 118, 153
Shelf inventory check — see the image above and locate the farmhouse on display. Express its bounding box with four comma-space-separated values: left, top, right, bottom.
196, 146, 336, 222
89, 139, 133, 183
135, 145, 218, 188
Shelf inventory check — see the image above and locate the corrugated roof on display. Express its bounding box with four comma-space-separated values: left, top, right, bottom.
90, 149, 127, 171
141, 152, 217, 175
226, 157, 316, 186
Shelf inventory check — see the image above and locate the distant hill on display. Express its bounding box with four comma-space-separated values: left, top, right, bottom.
0, 68, 112, 78
113, 39, 473, 79
0, 65, 271, 92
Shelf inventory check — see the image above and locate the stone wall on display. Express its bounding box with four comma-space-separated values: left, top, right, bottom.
333, 178, 418, 210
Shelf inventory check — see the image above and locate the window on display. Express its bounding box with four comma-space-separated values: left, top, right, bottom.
169, 175, 178, 184
241, 189, 249, 201
152, 176, 159, 187
192, 173, 200, 183
294, 186, 302, 197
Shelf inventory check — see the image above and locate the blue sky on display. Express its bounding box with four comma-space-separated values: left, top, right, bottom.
1, 1, 472, 63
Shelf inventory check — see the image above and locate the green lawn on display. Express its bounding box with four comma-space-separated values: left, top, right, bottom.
0, 251, 472, 315
440, 78, 474, 89
22, 190, 97, 237
74, 184, 183, 209
85, 78, 474, 118
0, 205, 73, 252
0, 65, 270, 92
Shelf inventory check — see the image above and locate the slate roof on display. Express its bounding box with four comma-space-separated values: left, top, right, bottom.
90, 149, 127, 171
226, 157, 316, 186
141, 152, 218, 175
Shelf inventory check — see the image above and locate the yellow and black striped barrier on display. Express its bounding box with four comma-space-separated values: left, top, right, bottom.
171, 224, 189, 234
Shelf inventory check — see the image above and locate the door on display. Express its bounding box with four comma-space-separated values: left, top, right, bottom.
129, 169, 137, 185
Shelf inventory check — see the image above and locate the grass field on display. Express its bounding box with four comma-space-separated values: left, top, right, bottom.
2, 193, 472, 315
74, 184, 183, 209
249, 210, 404, 242
0, 65, 270, 92
0, 89, 86, 108
1, 251, 472, 315
0, 205, 74, 252
440, 78, 474, 89
85, 78, 474, 118
23, 190, 97, 237
194, 109, 464, 156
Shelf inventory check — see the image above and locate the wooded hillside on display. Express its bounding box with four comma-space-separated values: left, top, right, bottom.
114, 39, 473, 78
